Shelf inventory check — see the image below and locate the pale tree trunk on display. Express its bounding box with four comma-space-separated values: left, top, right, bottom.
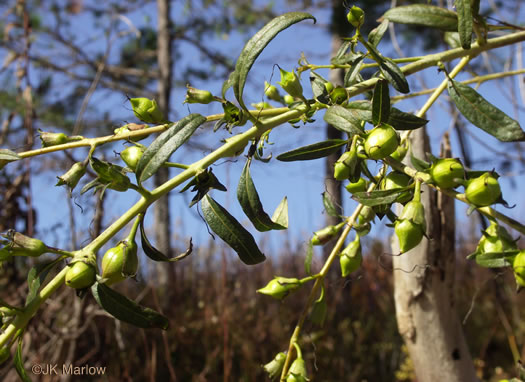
155, 0, 173, 286
392, 128, 478, 381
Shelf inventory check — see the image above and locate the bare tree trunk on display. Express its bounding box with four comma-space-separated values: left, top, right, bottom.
155, 0, 173, 286
392, 128, 478, 382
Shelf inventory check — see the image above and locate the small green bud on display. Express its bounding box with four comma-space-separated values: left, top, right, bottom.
513, 250, 525, 288
263, 352, 287, 380
101, 240, 139, 285
265, 81, 282, 102
120, 145, 144, 172
364, 124, 399, 160
359, 206, 375, 223
283, 94, 295, 106
430, 158, 465, 189
330, 86, 348, 105
277, 68, 304, 99
465, 172, 501, 207
345, 178, 367, 194
346, 5, 365, 28
65, 261, 96, 289
2, 232, 47, 258
333, 148, 358, 181
311, 225, 340, 246
257, 277, 302, 300
395, 200, 426, 253
184, 85, 215, 104
56, 162, 86, 191
130, 97, 165, 124
381, 172, 412, 203
340, 236, 362, 277
39, 130, 83, 147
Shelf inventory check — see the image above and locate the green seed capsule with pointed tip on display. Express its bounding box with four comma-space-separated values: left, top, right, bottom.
465, 172, 501, 207
347, 5, 365, 28
381, 172, 412, 203
364, 124, 399, 160
330, 87, 348, 105
513, 250, 525, 288
257, 277, 301, 300
395, 200, 426, 253
101, 240, 138, 285
65, 262, 96, 289
311, 225, 340, 245
340, 236, 362, 277
430, 158, 465, 189
120, 146, 144, 171
263, 352, 287, 380
334, 148, 358, 181
345, 178, 367, 194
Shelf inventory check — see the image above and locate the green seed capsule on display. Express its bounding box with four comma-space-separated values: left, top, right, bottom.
257, 277, 301, 300
465, 172, 501, 207
264, 81, 281, 102
430, 158, 465, 189
390, 141, 408, 161
120, 146, 144, 171
513, 250, 525, 288
330, 87, 348, 105
283, 94, 295, 106
287, 343, 308, 382
277, 68, 304, 99
364, 124, 399, 160
183, 86, 215, 104
130, 97, 165, 124
347, 5, 365, 28
311, 225, 340, 246
345, 178, 367, 194
477, 221, 517, 253
395, 200, 426, 253
340, 236, 362, 277
65, 262, 96, 289
39, 130, 83, 147
381, 172, 412, 203
101, 240, 139, 285
56, 162, 87, 191
324, 82, 334, 93
333, 148, 358, 181
5, 232, 47, 258
263, 352, 287, 380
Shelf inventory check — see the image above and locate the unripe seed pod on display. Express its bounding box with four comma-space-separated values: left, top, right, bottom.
130, 97, 165, 124
56, 162, 86, 191
183, 86, 215, 104
430, 158, 465, 189
381, 172, 412, 203
277, 68, 304, 99
390, 141, 408, 161
395, 200, 426, 253
263, 352, 287, 379
359, 206, 376, 223
311, 225, 340, 245
252, 101, 273, 110
513, 250, 525, 288
283, 94, 295, 105
113, 123, 148, 142
465, 172, 501, 207
324, 81, 334, 93
345, 178, 367, 194
257, 277, 301, 300
333, 148, 358, 181
120, 146, 144, 171
477, 221, 517, 253
287, 343, 308, 382
364, 124, 399, 160
65, 261, 96, 289
5, 232, 47, 258
347, 5, 365, 28
264, 81, 281, 102
340, 236, 362, 277
354, 220, 371, 237
330, 87, 348, 105
39, 130, 83, 147
101, 240, 139, 285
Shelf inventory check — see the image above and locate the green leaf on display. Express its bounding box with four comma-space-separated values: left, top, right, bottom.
201, 195, 265, 265
309, 71, 330, 104
0, 149, 21, 170
388, 108, 428, 130
352, 187, 413, 207
14, 338, 31, 382
372, 80, 390, 125
379, 57, 410, 94
455, 0, 472, 49
272, 197, 289, 228
223, 12, 315, 110
368, 20, 389, 47
140, 219, 193, 262
382, 4, 458, 31
410, 152, 431, 171
322, 191, 339, 217
89, 157, 131, 192
237, 160, 288, 232
324, 105, 366, 136
346, 100, 373, 122
474, 251, 518, 268
277, 139, 348, 162
136, 114, 206, 184
91, 283, 169, 329
305, 240, 314, 275
25, 259, 61, 306
344, 55, 365, 87
447, 79, 525, 142
331, 51, 361, 66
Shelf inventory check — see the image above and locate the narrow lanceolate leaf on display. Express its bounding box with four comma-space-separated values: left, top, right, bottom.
276, 139, 348, 162
136, 114, 206, 184
388, 108, 428, 130
140, 219, 193, 262
372, 80, 390, 125
344, 55, 365, 86
447, 79, 525, 142
379, 57, 410, 94
14, 338, 31, 382
382, 5, 458, 31
222, 12, 315, 110
352, 187, 413, 207
202, 195, 265, 265
324, 105, 366, 136
25, 260, 61, 306
368, 20, 389, 47
474, 251, 518, 268
305, 240, 314, 275
237, 160, 288, 232
455, 0, 472, 49
310, 71, 330, 104
322, 191, 339, 217
91, 283, 169, 329
0, 149, 21, 170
